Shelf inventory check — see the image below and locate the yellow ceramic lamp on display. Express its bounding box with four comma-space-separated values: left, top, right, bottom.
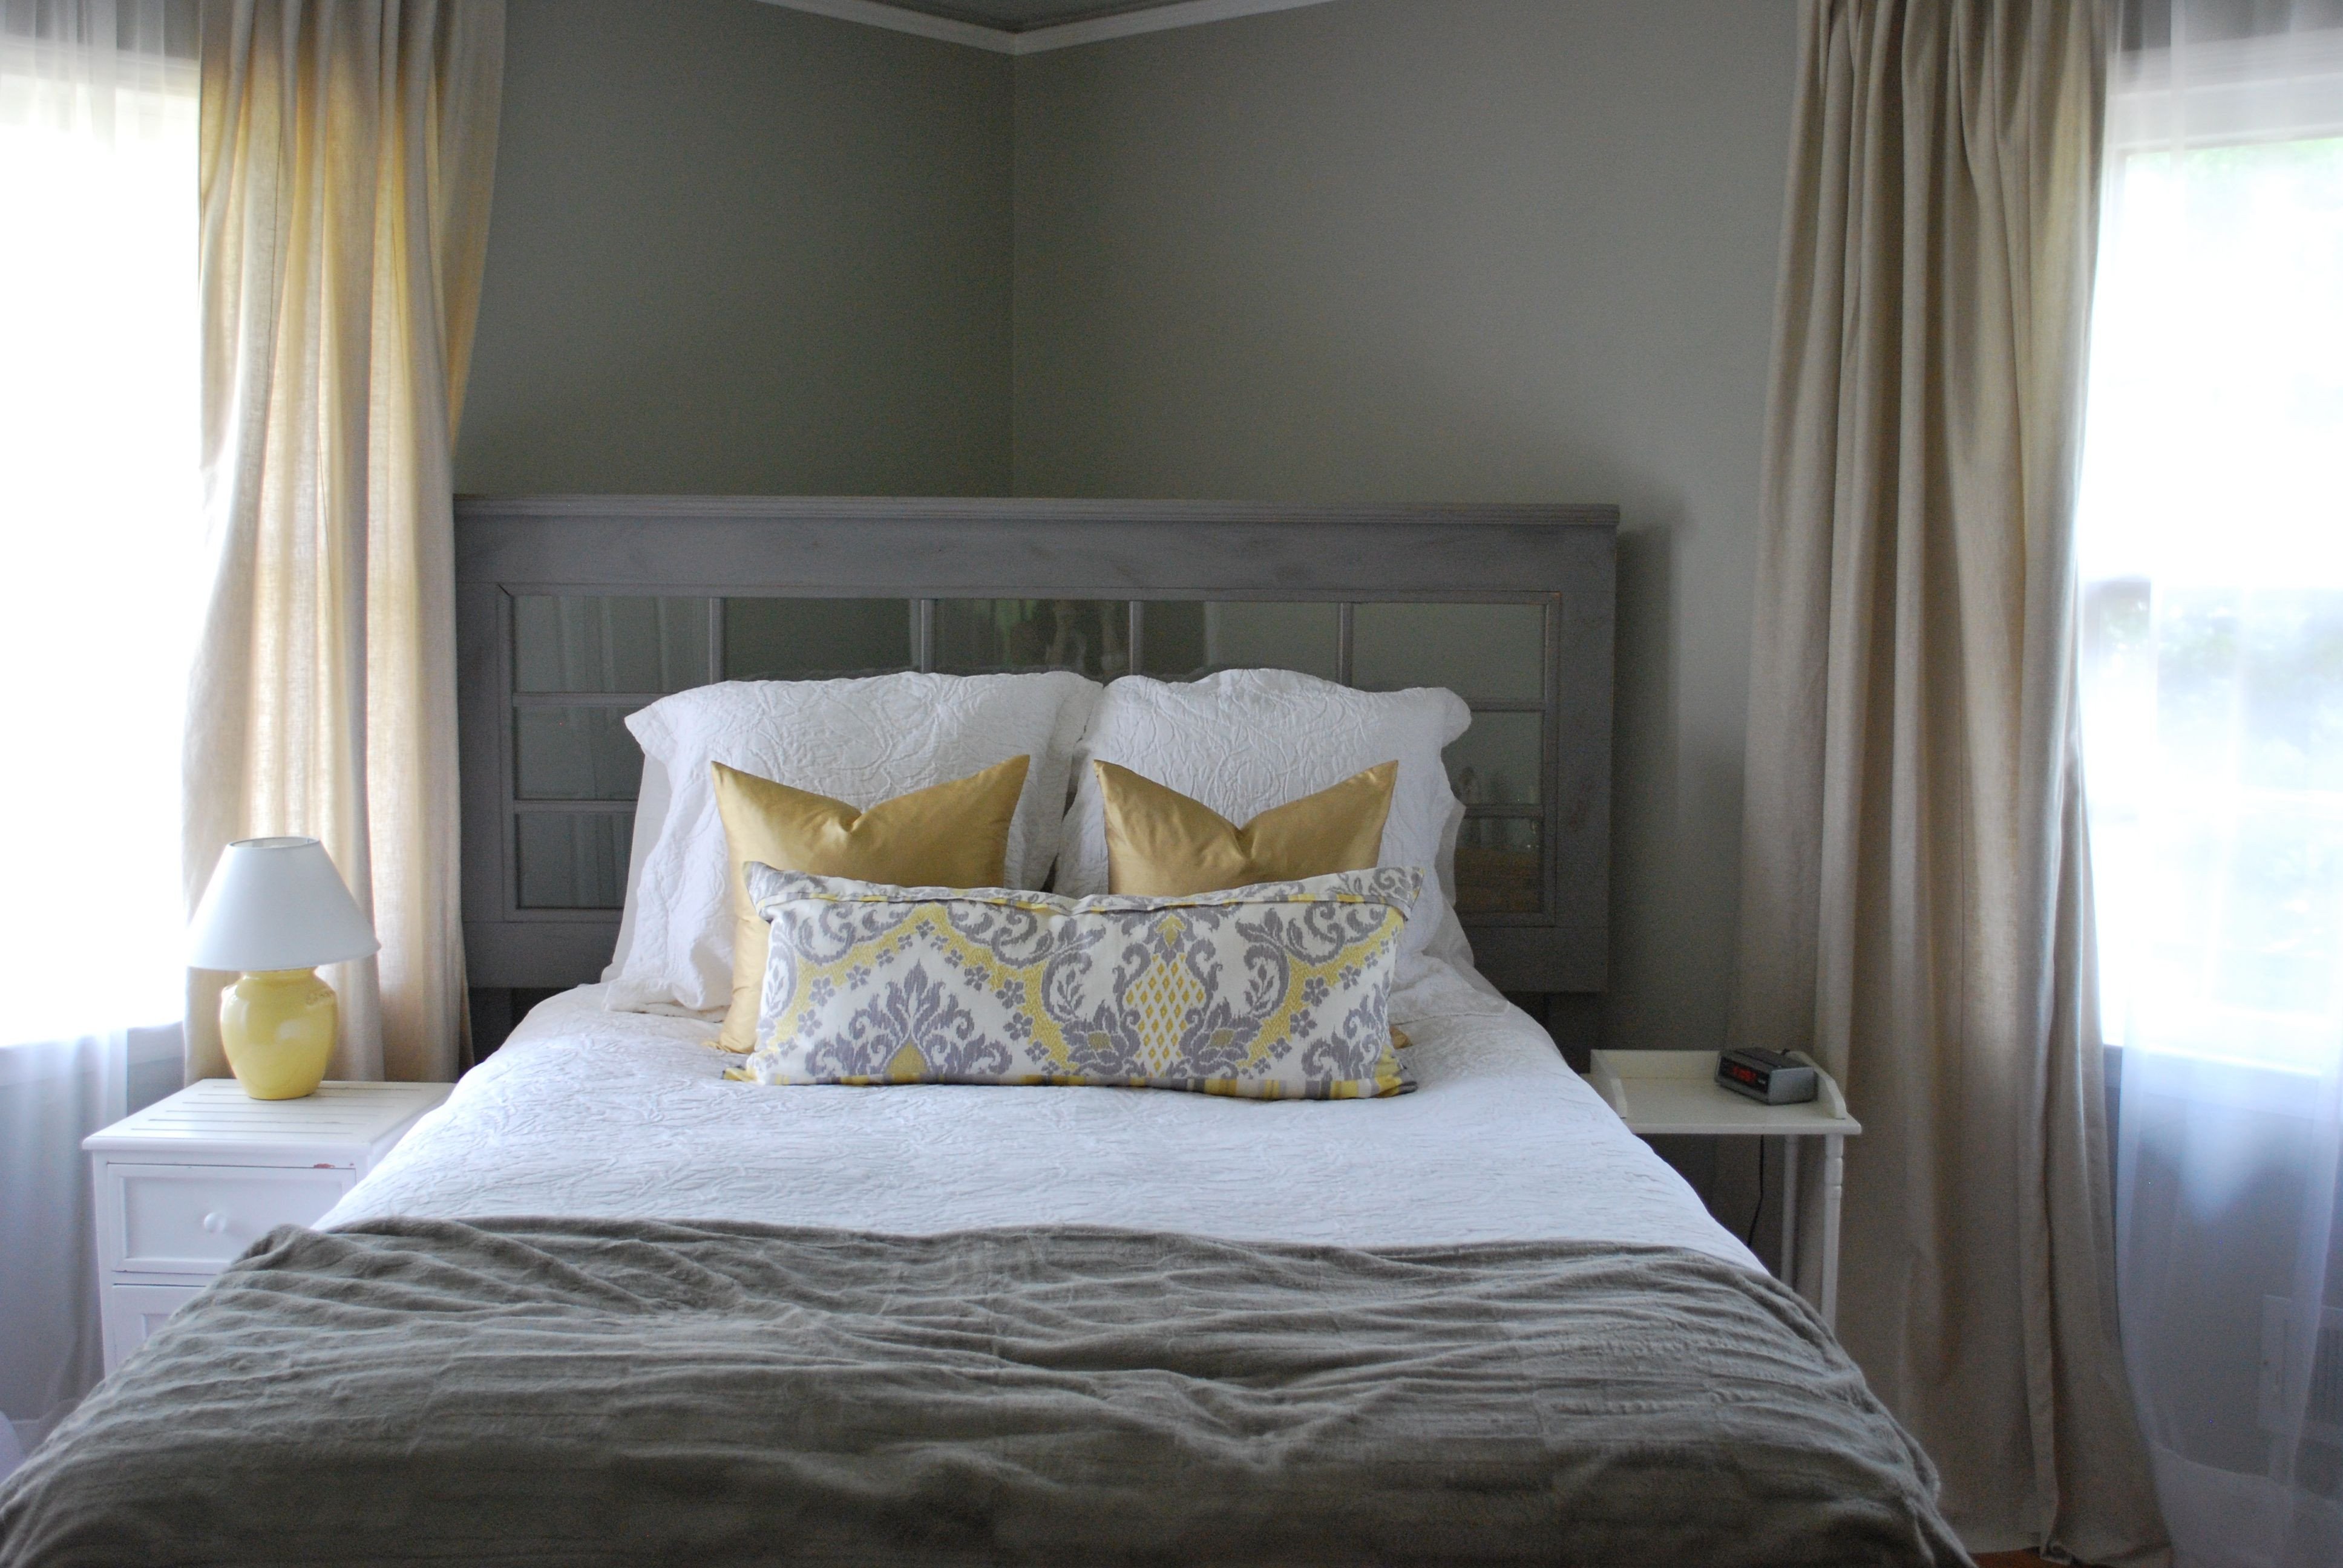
187, 837, 379, 1100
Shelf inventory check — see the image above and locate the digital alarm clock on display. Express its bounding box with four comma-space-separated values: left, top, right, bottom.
1715, 1048, 1818, 1106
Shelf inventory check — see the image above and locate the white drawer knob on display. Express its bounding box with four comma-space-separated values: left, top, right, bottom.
201, 1211, 228, 1235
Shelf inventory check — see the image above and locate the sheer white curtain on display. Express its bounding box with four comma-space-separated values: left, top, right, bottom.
0, 0, 197, 1477
2078, 2, 2343, 1564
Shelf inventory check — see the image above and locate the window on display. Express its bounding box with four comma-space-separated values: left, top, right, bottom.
2076, 31, 2343, 1073
0, 12, 199, 1045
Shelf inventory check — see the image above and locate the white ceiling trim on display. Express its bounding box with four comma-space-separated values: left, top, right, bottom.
1008, 0, 1344, 53
761, 0, 1017, 52
757, 0, 1345, 56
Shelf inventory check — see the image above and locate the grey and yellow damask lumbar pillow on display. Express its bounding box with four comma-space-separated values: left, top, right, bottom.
729, 864, 1421, 1099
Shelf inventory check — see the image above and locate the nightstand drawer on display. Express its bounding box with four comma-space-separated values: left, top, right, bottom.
104, 1162, 354, 1275
103, 1282, 205, 1367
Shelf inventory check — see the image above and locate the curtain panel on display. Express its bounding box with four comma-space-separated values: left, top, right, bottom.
2078, 4, 2343, 1563
1730, 1, 2167, 1561
0, 0, 199, 1472
184, 0, 502, 1084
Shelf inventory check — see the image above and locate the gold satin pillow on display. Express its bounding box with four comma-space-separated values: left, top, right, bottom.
711, 756, 1030, 1053
1095, 759, 1398, 897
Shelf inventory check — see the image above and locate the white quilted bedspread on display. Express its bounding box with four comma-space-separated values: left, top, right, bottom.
323, 962, 1758, 1269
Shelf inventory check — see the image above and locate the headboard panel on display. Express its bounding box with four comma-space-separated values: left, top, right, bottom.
455, 497, 1617, 1057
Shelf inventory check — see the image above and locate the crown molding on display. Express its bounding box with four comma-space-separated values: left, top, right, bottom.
1010, 0, 1344, 53
757, 0, 1344, 56
759, 0, 1014, 52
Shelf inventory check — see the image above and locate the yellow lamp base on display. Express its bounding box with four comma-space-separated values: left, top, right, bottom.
220, 968, 337, 1100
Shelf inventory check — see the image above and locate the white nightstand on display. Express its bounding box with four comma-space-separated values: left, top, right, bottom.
1585, 1050, 1862, 1329
82, 1077, 450, 1370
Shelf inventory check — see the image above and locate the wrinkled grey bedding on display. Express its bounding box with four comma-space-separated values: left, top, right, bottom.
0, 1218, 1966, 1567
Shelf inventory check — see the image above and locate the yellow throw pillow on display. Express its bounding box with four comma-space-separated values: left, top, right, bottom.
710, 756, 1030, 1053
732, 865, 1421, 1098
1095, 759, 1398, 897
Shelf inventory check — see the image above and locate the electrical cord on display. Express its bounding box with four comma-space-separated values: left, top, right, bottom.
1743, 1137, 1766, 1246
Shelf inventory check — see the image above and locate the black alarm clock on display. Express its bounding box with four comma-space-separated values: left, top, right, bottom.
1716, 1048, 1818, 1105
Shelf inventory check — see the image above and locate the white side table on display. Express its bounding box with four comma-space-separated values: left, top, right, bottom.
83, 1077, 450, 1370
1585, 1050, 1861, 1329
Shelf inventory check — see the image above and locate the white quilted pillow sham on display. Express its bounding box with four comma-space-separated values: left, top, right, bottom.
607, 671, 1100, 1014
1057, 670, 1471, 974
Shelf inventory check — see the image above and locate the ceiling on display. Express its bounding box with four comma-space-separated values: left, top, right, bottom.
875, 0, 1199, 30
764, 0, 1343, 55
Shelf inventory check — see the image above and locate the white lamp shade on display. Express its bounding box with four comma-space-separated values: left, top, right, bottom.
187, 837, 381, 972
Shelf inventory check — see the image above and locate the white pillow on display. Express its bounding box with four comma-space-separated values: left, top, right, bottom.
599, 753, 670, 985
606, 671, 1101, 1014
1057, 670, 1472, 974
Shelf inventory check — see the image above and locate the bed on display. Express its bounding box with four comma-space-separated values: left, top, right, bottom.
0, 499, 1965, 1566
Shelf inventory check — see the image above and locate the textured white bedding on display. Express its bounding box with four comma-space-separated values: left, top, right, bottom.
323, 962, 1757, 1270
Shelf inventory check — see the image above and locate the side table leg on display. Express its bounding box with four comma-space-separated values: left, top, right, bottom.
1779, 1135, 1800, 1286
1821, 1134, 1844, 1331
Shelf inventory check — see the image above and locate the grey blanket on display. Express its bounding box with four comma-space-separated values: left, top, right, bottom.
0, 1220, 1968, 1567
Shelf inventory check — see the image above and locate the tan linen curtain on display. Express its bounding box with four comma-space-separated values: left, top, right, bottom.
184, 0, 502, 1085
1731, 2, 2167, 1562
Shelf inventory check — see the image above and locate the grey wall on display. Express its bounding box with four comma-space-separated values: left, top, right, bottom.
1011, 0, 1797, 1063
454, 0, 1014, 496
457, 0, 1799, 1080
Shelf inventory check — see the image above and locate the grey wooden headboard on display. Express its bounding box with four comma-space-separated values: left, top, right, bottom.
455, 497, 1616, 1060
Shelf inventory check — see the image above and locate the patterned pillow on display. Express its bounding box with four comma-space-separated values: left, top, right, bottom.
730, 864, 1421, 1099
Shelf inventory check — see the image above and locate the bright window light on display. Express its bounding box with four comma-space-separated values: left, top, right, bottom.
2077, 133, 2343, 1073
0, 49, 198, 1045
